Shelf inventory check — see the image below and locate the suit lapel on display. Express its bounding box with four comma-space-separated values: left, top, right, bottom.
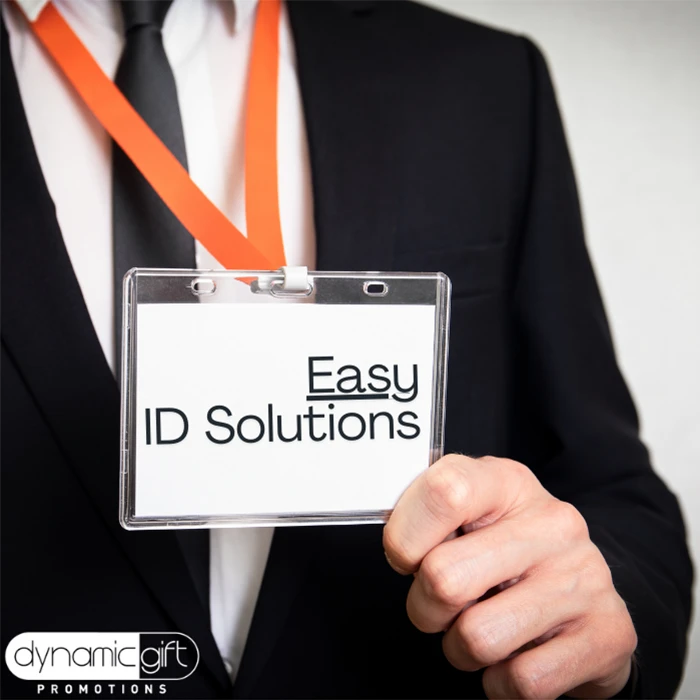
0, 21, 230, 692
288, 0, 396, 272
3, 1, 394, 693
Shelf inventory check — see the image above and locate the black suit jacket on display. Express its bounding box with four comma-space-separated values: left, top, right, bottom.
1, 2, 693, 698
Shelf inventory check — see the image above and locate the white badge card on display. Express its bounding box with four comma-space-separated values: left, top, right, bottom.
120, 269, 451, 529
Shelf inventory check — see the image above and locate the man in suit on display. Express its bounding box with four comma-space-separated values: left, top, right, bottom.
1, 1, 692, 699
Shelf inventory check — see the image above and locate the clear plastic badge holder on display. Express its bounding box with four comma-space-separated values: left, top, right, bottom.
120, 268, 451, 529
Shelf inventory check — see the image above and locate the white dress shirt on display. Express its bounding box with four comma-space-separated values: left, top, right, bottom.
2, 0, 315, 681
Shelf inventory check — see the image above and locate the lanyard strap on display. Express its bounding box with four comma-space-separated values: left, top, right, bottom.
19, 0, 286, 270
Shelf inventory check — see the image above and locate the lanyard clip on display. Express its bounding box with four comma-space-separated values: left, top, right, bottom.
250, 266, 312, 296
279, 266, 310, 292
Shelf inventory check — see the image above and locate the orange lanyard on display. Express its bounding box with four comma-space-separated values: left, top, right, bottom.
17, 0, 286, 270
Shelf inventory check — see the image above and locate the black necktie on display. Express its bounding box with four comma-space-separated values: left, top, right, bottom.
112, 0, 195, 357
113, 0, 208, 614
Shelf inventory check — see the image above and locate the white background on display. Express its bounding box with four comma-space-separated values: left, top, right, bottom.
422, 1, 700, 695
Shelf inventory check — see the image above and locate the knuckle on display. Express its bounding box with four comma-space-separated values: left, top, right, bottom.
457, 613, 501, 666
574, 543, 613, 596
586, 600, 638, 680
508, 657, 548, 700
609, 598, 638, 656
501, 457, 533, 480
551, 499, 589, 541
479, 455, 530, 481
493, 457, 535, 488
420, 552, 465, 608
587, 552, 614, 592
620, 617, 638, 657
624, 622, 639, 656
423, 459, 470, 520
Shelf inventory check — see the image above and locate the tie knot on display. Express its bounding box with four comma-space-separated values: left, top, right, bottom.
120, 0, 173, 34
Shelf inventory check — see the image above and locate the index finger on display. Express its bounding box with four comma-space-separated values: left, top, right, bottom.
383, 455, 532, 575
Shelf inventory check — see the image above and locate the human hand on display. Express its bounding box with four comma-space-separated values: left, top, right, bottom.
383, 455, 637, 699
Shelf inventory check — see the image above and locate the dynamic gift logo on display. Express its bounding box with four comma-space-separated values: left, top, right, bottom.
5, 633, 199, 681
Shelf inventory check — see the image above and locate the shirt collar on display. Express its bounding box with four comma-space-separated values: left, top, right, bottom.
15, 0, 46, 22
16, 0, 258, 32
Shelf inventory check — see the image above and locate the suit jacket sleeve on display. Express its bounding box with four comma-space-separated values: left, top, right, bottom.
507, 38, 693, 698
